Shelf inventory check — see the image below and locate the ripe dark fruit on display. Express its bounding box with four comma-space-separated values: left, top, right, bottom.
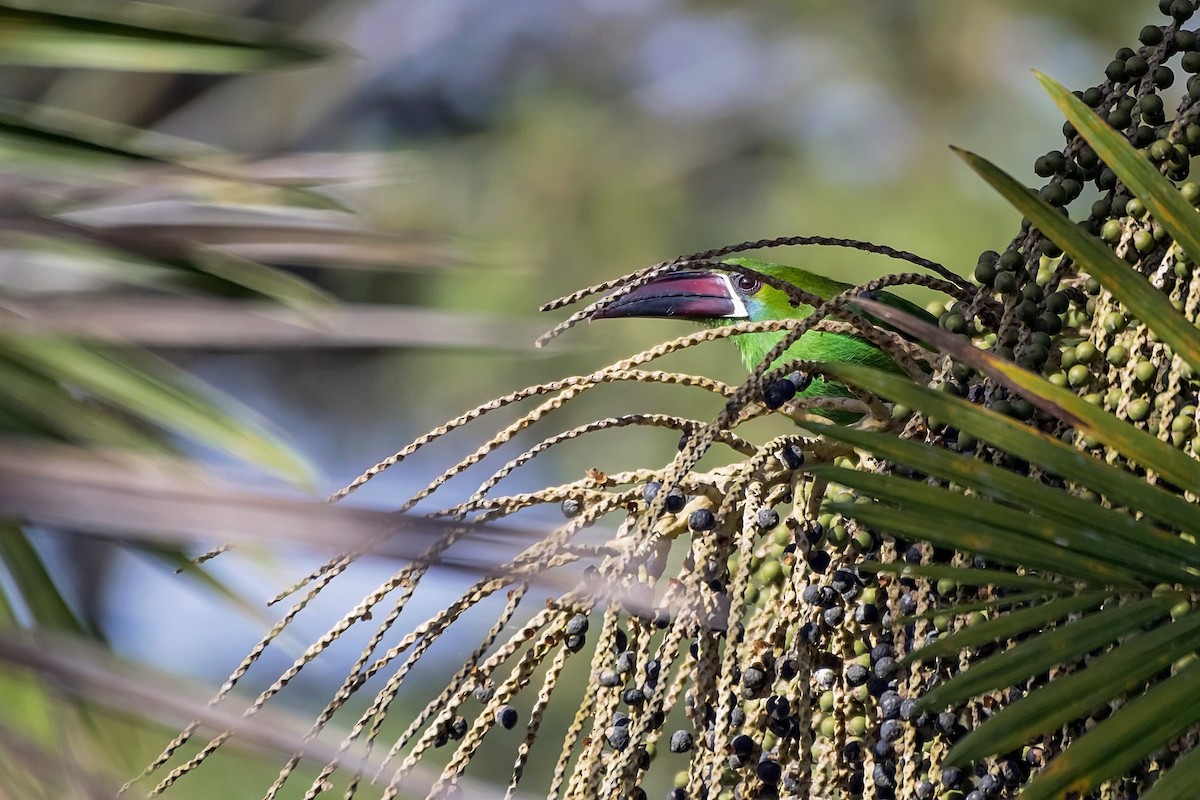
756, 508, 780, 529
763, 378, 797, 409
780, 444, 805, 469
669, 730, 694, 753
497, 706, 518, 730
757, 759, 782, 785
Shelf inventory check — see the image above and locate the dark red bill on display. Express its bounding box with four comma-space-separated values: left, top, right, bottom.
590, 271, 749, 320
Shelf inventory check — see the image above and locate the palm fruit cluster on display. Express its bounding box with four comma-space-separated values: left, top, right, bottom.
132, 3, 1199, 800
957, 2, 1200, 460
892, 1, 1200, 797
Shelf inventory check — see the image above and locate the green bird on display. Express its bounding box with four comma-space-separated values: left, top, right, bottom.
591, 257, 933, 421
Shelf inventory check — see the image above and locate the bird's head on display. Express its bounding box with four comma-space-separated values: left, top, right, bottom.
590, 259, 814, 325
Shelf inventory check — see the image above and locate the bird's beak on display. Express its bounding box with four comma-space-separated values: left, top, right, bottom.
590, 271, 749, 320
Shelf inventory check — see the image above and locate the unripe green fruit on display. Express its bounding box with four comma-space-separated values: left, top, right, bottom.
1127, 398, 1152, 421
1103, 312, 1127, 333
1068, 364, 1092, 387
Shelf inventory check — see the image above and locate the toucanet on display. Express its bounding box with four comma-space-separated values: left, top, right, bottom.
591, 257, 933, 421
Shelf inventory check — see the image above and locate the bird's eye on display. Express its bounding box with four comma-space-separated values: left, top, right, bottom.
735, 274, 761, 294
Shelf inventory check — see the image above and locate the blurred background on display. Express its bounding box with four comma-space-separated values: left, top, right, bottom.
0, 0, 1158, 797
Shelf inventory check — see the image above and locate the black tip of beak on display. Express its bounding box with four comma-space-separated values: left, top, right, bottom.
591, 271, 745, 321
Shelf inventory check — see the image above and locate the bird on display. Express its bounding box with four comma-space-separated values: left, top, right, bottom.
590, 257, 934, 421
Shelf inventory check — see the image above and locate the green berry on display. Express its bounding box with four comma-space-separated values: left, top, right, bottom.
1101, 219, 1123, 242
974, 261, 996, 286
942, 313, 967, 335
1036, 312, 1063, 335
1044, 291, 1068, 314
1040, 184, 1067, 206
1103, 311, 1127, 332
1107, 108, 1131, 129
1127, 398, 1152, 421
999, 250, 1024, 270
1067, 364, 1092, 387
994, 271, 1019, 295
756, 561, 783, 585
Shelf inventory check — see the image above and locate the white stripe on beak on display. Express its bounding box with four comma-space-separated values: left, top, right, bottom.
715, 273, 751, 318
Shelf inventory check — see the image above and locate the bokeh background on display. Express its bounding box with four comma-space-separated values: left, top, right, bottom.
0, 1, 1160, 797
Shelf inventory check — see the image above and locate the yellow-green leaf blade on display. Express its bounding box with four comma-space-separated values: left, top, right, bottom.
815, 465, 1187, 585
949, 610, 1200, 766
823, 363, 1200, 536
1140, 743, 1200, 800
2, 335, 312, 485
904, 591, 1108, 664
822, 494, 1136, 587
811, 421, 1200, 573
857, 561, 1064, 593
0, 525, 87, 633
1021, 658, 1200, 800
922, 593, 1177, 712
0, 6, 326, 73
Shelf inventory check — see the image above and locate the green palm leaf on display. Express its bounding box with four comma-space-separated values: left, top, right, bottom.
1021, 659, 1200, 800
0, 1, 326, 73
823, 362, 1199, 535
1, 334, 312, 485
948, 609, 1200, 765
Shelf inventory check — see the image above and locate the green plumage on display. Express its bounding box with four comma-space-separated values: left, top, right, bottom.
710, 258, 933, 419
